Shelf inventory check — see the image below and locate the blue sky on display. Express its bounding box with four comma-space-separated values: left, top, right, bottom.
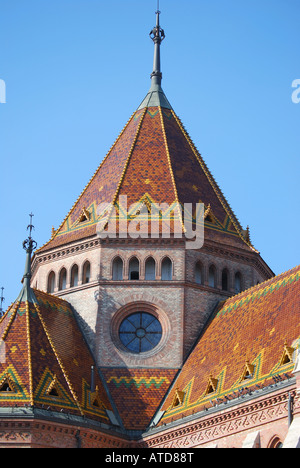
0, 0, 299, 308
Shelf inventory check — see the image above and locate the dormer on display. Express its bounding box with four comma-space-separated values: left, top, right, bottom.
240, 361, 255, 381
205, 374, 219, 395
279, 342, 295, 367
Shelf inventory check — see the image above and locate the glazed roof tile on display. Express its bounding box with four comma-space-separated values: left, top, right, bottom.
36, 105, 253, 254
157, 264, 300, 425
101, 368, 178, 431
0, 290, 116, 425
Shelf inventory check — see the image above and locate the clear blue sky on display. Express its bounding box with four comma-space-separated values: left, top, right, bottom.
0, 0, 299, 308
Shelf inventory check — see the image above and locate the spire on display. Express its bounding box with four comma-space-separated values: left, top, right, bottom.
0, 287, 4, 317
16, 213, 38, 303
150, 6, 165, 87
138, 6, 172, 110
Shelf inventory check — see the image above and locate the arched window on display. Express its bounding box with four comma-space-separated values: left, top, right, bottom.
82, 261, 91, 284
161, 257, 172, 281
269, 436, 283, 448
145, 257, 156, 280
112, 257, 123, 280
129, 257, 139, 280
222, 268, 229, 291
195, 261, 203, 285
47, 271, 55, 293
70, 264, 79, 287
58, 268, 67, 291
208, 265, 216, 288
235, 272, 242, 293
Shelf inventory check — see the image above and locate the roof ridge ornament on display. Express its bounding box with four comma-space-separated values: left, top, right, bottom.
138, 5, 172, 110
22, 212, 37, 284
16, 213, 38, 303
149, 6, 165, 86
0, 287, 4, 317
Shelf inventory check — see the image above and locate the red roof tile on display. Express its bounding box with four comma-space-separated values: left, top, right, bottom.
0, 290, 115, 424
101, 368, 178, 430
36, 106, 253, 253
158, 265, 300, 424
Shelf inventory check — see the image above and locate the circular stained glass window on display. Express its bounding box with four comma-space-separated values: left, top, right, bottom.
119, 312, 162, 353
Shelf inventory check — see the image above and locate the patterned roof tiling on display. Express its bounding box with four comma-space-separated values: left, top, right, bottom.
117, 108, 178, 207
36, 108, 146, 251
36, 99, 254, 253
158, 265, 300, 425
101, 368, 178, 431
0, 290, 115, 424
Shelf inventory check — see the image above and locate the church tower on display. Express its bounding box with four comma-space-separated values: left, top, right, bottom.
31, 10, 273, 371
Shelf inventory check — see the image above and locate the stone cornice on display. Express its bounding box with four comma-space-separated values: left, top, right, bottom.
31, 235, 272, 281
141, 382, 298, 448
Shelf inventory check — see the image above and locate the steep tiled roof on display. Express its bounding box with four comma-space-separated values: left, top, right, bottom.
36, 103, 254, 253
0, 289, 116, 425
157, 265, 300, 425
101, 368, 178, 431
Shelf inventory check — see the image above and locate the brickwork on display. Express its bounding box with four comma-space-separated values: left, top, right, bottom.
95, 284, 184, 368
31, 233, 271, 369
142, 383, 299, 448
0, 419, 132, 448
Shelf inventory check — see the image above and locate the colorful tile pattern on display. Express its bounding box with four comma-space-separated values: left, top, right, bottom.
0, 290, 114, 424
36, 103, 252, 253
102, 368, 178, 430
158, 265, 300, 424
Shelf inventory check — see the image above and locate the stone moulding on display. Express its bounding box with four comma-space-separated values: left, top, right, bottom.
142, 385, 299, 448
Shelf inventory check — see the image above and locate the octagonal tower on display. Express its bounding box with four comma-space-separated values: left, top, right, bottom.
31, 10, 273, 370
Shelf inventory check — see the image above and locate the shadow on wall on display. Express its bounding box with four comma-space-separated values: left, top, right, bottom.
71, 287, 178, 432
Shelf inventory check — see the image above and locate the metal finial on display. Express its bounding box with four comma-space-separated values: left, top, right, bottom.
15, 214, 38, 304
156, 0, 160, 14
0, 287, 4, 317
23, 213, 37, 253
150, 9, 165, 43
149, 7, 165, 86
27, 212, 35, 239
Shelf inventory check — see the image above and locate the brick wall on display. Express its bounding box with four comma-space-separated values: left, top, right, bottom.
31, 236, 271, 369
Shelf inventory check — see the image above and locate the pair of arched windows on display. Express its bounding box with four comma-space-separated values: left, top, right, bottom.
194, 263, 218, 288
194, 262, 243, 293
112, 256, 172, 281
47, 261, 91, 293
221, 269, 242, 292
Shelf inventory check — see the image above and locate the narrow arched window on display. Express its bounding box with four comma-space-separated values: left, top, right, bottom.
70, 264, 79, 287
129, 257, 139, 280
145, 257, 156, 280
269, 437, 283, 448
235, 272, 242, 293
208, 265, 216, 288
47, 271, 55, 293
112, 257, 123, 280
222, 269, 229, 291
82, 261, 91, 284
161, 257, 172, 281
58, 268, 67, 291
195, 261, 203, 285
